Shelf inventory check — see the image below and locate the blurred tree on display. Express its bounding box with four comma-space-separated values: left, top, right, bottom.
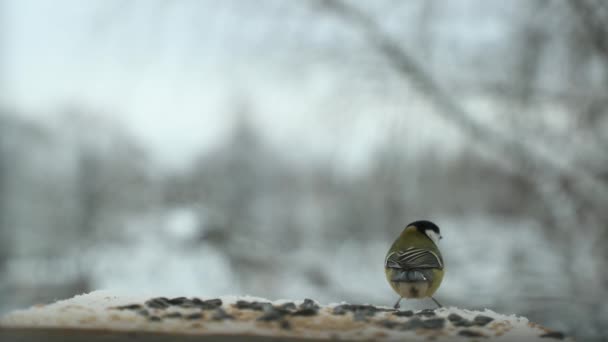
0, 116, 9, 271
185, 105, 285, 294
511, 1, 548, 110
313, 0, 608, 337
75, 149, 104, 238
61, 110, 156, 242
0, 0, 5, 106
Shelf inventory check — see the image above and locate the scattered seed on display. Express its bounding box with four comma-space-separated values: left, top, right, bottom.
300, 298, 320, 311
291, 308, 318, 316
473, 315, 494, 326
453, 319, 475, 327
206, 298, 223, 306
401, 318, 426, 330
212, 308, 234, 320
448, 313, 475, 327
332, 304, 392, 316
234, 300, 248, 309
257, 308, 285, 321
115, 304, 143, 311
393, 310, 414, 317
145, 297, 171, 309
185, 312, 204, 320
168, 297, 188, 305
540, 331, 565, 340
235, 300, 272, 311
378, 319, 400, 329
447, 313, 464, 322
421, 318, 445, 329
353, 308, 378, 321
190, 298, 222, 310
358, 305, 376, 311
400, 317, 445, 330
164, 312, 183, 319
277, 302, 296, 311
332, 306, 348, 315
458, 329, 485, 337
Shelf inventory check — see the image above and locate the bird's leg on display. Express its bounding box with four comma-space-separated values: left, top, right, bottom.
393, 297, 402, 309
431, 297, 442, 308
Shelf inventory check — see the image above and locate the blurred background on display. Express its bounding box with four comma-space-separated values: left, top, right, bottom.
0, 0, 607, 340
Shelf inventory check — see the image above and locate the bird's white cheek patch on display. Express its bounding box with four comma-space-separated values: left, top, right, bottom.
426, 231, 441, 245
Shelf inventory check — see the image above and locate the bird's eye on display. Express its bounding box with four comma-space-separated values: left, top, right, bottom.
439, 235, 443, 240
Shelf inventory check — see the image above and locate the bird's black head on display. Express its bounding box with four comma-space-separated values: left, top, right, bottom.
407, 220, 442, 244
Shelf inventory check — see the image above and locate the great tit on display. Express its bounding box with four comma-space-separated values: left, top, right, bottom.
384, 220, 444, 308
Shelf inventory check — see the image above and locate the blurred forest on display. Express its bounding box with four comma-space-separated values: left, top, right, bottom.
0, 0, 607, 340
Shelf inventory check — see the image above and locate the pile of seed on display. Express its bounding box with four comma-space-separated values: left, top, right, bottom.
108, 297, 566, 340
111, 297, 325, 330
113, 297, 233, 323
330, 304, 496, 337
232, 298, 322, 329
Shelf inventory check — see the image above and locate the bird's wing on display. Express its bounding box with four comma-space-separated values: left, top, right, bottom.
385, 247, 443, 270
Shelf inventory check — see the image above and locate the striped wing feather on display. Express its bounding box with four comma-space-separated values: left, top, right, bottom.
385, 247, 443, 270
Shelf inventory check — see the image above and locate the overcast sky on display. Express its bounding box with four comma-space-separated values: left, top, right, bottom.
1, 0, 515, 169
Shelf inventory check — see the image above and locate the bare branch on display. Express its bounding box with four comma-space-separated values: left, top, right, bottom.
567, 0, 608, 62
317, 0, 608, 218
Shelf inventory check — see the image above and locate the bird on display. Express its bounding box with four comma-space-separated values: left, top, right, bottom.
384, 220, 444, 309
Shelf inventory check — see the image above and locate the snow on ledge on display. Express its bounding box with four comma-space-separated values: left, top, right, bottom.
0, 291, 570, 341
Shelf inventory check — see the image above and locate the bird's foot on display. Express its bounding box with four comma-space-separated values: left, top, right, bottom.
393, 297, 402, 309
431, 296, 443, 308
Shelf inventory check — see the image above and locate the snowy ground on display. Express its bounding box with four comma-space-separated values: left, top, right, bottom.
0, 291, 570, 341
